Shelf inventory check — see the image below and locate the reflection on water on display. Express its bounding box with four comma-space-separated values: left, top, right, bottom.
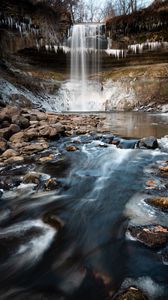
101, 112, 168, 138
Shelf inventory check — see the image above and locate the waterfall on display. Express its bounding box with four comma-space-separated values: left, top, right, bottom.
68, 23, 103, 111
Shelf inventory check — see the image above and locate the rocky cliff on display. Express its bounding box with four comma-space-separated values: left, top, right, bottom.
0, 0, 71, 56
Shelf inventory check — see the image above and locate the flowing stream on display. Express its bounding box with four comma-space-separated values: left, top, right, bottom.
0, 113, 168, 299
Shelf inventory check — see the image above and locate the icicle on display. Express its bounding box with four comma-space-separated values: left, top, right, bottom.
45, 45, 49, 51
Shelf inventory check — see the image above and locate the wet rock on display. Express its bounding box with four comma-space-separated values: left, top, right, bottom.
23, 172, 41, 184
146, 197, 168, 211
0, 137, 7, 154
43, 213, 64, 230
0, 177, 22, 190
44, 178, 59, 190
66, 145, 78, 151
117, 139, 137, 149
128, 225, 168, 248
2, 149, 18, 158
159, 165, 168, 172
113, 286, 148, 300
39, 155, 54, 163
137, 136, 159, 149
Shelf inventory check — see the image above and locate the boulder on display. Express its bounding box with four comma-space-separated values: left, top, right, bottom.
113, 286, 148, 300
137, 136, 159, 149
128, 225, 168, 248
9, 124, 21, 134
146, 197, 168, 211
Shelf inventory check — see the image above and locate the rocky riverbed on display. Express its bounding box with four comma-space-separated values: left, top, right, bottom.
0, 105, 168, 299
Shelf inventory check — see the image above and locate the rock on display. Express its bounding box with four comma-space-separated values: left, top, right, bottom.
0, 127, 11, 140
9, 124, 21, 134
1, 120, 10, 128
128, 225, 168, 248
0, 176, 22, 190
23, 172, 41, 184
43, 213, 64, 230
113, 286, 148, 300
5, 156, 24, 164
39, 155, 54, 163
146, 197, 168, 211
161, 248, 168, 264
39, 126, 51, 137
2, 149, 18, 158
66, 145, 78, 151
0, 138, 7, 154
25, 128, 39, 139
9, 132, 25, 143
44, 178, 59, 190
36, 112, 48, 121
22, 142, 49, 154
137, 136, 159, 149
117, 139, 137, 149
159, 166, 168, 172
18, 116, 30, 129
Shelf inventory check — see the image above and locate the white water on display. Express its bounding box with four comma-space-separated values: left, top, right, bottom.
69, 24, 102, 111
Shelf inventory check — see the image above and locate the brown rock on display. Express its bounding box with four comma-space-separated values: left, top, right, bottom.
5, 156, 24, 164
10, 132, 25, 143
2, 149, 18, 158
66, 145, 78, 151
39, 155, 54, 163
25, 128, 39, 139
128, 225, 168, 248
36, 112, 48, 121
146, 197, 168, 211
44, 178, 59, 190
22, 142, 49, 154
159, 166, 168, 172
113, 286, 148, 300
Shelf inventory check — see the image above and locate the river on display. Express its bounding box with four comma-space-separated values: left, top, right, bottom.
0, 112, 168, 299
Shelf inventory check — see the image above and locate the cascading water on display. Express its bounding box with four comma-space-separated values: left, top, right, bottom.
65, 23, 105, 111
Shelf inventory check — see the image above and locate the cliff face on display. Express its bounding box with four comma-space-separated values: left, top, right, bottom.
0, 0, 71, 56
106, 1, 168, 48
